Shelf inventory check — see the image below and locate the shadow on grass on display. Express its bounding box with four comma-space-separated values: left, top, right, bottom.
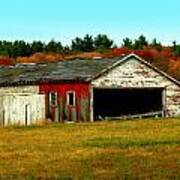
85, 137, 180, 149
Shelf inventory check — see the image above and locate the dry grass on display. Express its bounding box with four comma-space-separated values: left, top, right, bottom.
0, 118, 179, 179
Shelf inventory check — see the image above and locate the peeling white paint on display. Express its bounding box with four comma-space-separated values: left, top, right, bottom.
92, 57, 180, 117
0, 86, 45, 126
0, 86, 39, 94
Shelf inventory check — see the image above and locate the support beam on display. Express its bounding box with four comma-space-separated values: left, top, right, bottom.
89, 87, 94, 122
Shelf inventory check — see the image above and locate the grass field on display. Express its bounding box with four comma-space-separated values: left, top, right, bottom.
0, 119, 180, 179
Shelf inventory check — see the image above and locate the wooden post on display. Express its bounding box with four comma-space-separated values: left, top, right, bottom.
89, 87, 94, 122
162, 88, 167, 118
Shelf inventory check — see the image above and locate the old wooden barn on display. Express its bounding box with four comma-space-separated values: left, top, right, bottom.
0, 54, 179, 125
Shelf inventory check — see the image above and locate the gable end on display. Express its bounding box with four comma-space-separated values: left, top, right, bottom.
91, 54, 180, 87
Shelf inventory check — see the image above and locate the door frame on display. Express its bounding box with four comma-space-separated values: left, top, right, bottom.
91, 87, 166, 120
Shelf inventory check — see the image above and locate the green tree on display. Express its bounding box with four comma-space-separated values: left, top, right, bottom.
31, 41, 44, 54
151, 38, 162, 51
71, 34, 94, 52
94, 34, 114, 50
56, 42, 63, 53
175, 46, 180, 56
71, 37, 84, 52
83, 34, 94, 52
122, 37, 133, 49
172, 41, 177, 50
46, 40, 63, 53
172, 41, 180, 56
134, 35, 148, 49
62, 45, 71, 55
12, 40, 30, 58
0, 41, 13, 57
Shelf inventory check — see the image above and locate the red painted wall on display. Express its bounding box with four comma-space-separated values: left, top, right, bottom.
39, 83, 90, 122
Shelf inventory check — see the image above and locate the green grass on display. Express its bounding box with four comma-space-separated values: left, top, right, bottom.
0, 118, 180, 179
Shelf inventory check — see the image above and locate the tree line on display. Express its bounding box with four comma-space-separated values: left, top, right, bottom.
0, 34, 114, 58
0, 34, 180, 58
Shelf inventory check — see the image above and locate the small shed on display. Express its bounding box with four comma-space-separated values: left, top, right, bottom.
0, 86, 45, 126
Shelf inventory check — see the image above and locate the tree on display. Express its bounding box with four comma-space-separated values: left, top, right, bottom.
134, 35, 148, 49
172, 41, 180, 56
31, 41, 44, 54
82, 34, 94, 52
62, 45, 71, 55
94, 34, 114, 50
0, 41, 13, 57
71, 34, 94, 52
174, 46, 180, 56
122, 38, 133, 49
56, 42, 63, 53
45, 40, 63, 53
12, 40, 31, 58
172, 41, 177, 50
71, 37, 84, 52
151, 38, 162, 51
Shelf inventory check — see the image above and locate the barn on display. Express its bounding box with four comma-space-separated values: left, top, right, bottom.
0, 54, 179, 125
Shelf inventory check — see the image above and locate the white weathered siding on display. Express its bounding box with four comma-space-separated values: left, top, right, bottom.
0, 86, 39, 94
0, 86, 45, 126
0, 95, 45, 126
0, 96, 4, 125
92, 57, 180, 117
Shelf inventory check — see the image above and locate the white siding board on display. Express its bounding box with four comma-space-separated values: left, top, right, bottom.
0, 86, 45, 126
92, 57, 180, 117
0, 86, 39, 94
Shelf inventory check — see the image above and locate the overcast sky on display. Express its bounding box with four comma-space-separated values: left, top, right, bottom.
0, 0, 179, 45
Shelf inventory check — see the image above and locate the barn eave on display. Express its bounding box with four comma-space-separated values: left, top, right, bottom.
91, 54, 180, 87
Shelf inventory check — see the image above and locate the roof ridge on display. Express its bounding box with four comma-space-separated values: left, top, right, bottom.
91, 53, 180, 87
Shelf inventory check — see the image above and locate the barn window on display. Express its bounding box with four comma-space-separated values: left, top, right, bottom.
67, 91, 75, 106
49, 92, 58, 106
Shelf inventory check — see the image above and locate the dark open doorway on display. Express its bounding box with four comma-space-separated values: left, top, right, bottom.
93, 88, 164, 120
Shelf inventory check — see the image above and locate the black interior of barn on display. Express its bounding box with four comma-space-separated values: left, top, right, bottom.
93, 88, 163, 120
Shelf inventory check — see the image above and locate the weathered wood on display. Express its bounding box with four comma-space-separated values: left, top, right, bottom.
0, 86, 45, 126
105, 111, 164, 120
92, 57, 180, 117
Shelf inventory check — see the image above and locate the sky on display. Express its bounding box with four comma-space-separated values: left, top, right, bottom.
0, 0, 179, 45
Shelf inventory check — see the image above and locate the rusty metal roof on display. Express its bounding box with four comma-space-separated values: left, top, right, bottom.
0, 58, 121, 86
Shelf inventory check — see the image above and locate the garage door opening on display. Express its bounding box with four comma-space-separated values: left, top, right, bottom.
93, 88, 164, 120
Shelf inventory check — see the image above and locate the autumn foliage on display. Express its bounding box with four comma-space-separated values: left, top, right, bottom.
0, 35, 179, 80
10, 47, 180, 80
16, 53, 64, 63
0, 56, 14, 66
109, 47, 180, 80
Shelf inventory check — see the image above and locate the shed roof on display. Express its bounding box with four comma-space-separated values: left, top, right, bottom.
0, 57, 120, 86
0, 54, 179, 87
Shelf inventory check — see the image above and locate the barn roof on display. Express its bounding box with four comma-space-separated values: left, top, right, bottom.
0, 54, 179, 87
0, 57, 120, 86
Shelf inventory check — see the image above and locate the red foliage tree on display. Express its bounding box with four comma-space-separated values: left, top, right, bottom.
0, 56, 14, 66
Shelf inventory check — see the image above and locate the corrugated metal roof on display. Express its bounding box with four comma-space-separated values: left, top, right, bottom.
0, 58, 121, 86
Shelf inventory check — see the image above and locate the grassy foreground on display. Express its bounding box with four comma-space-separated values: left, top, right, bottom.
0, 119, 180, 180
